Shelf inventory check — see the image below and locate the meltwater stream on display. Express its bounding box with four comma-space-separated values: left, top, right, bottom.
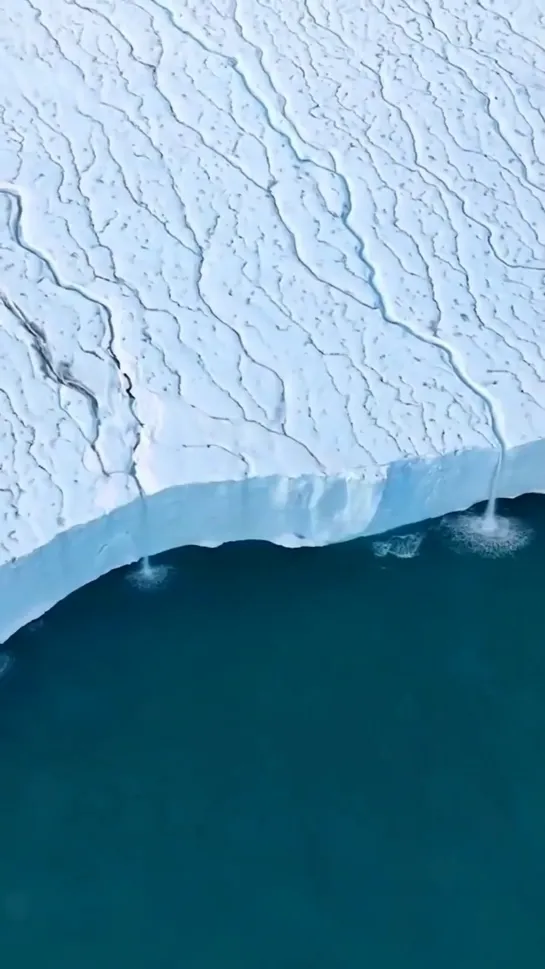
1, 493, 545, 967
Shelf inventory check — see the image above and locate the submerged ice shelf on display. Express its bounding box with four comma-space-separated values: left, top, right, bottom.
1, 0, 545, 641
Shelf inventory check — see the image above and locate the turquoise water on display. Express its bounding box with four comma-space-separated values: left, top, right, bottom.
1, 495, 545, 966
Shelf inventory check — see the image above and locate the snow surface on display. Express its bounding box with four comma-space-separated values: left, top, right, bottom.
1, 0, 545, 641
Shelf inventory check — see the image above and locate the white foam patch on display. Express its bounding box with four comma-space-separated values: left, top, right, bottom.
441, 511, 533, 558
372, 532, 424, 559
26, 618, 45, 634
0, 652, 13, 679
127, 558, 173, 590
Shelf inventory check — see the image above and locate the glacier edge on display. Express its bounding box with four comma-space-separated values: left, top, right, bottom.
1, 0, 545, 640
2, 438, 544, 645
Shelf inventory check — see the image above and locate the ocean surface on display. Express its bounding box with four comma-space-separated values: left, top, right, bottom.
1, 494, 545, 967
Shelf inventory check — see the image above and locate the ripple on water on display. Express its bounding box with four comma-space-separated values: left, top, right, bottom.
372, 532, 424, 559
441, 511, 533, 558
127, 559, 173, 590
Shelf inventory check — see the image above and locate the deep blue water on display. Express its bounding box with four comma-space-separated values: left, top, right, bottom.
1, 495, 545, 967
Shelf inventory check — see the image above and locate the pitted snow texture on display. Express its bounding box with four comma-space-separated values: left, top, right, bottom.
0, 0, 544, 578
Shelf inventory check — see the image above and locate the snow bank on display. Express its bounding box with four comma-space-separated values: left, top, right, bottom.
1, 0, 544, 641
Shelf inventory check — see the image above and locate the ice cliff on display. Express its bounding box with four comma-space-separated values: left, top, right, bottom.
1, 0, 545, 641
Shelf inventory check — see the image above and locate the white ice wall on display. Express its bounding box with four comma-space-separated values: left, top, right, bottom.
1, 0, 545, 641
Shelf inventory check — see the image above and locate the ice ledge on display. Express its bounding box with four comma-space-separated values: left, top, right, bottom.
2, 439, 544, 645
1, 0, 545, 640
